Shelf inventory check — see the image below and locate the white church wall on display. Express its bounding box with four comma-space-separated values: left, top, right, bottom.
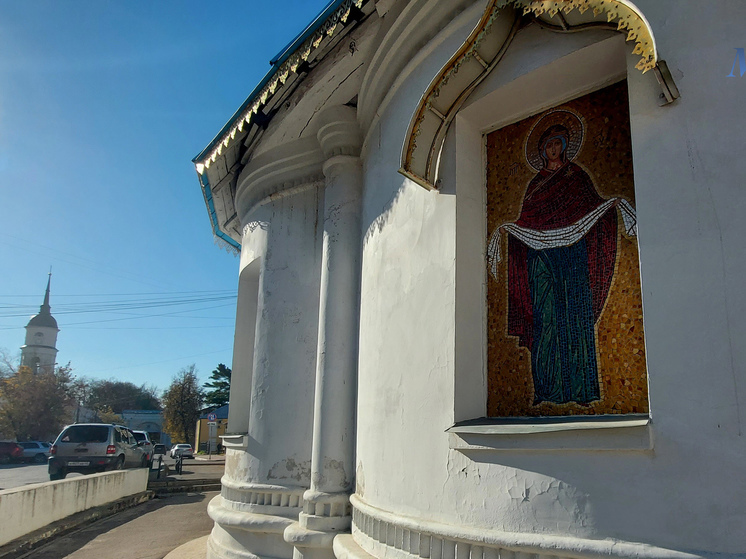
355, 1, 746, 557
356, 0, 474, 523
233, 191, 322, 489
211, 189, 324, 559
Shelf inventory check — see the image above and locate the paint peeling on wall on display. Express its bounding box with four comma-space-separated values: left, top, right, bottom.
268, 457, 312, 483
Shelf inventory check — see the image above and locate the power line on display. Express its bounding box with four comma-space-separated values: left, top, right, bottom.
75, 347, 234, 375
0, 290, 237, 298
0, 294, 237, 318
65, 325, 235, 330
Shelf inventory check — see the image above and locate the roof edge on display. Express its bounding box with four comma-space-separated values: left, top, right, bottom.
192, 0, 363, 168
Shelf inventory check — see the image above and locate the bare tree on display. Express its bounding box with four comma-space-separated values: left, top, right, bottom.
0, 349, 19, 378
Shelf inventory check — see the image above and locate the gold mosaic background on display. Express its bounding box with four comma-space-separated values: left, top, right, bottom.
485, 81, 649, 417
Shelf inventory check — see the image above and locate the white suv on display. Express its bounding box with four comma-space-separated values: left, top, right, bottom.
49, 424, 147, 480
170, 444, 194, 459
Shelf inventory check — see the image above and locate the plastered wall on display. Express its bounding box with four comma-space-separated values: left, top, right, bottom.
355, 1, 746, 556
226, 190, 323, 489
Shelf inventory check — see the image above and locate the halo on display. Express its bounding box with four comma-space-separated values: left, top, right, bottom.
524, 108, 585, 172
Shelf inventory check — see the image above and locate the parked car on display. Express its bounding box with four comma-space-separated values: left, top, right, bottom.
170, 444, 194, 459
0, 441, 23, 464
48, 424, 148, 481
18, 441, 51, 463
152, 443, 166, 456
130, 430, 154, 466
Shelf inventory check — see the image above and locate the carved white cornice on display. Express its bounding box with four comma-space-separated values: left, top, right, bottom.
346, 494, 704, 559
235, 137, 326, 225
303, 489, 352, 518
235, 107, 364, 226
220, 478, 306, 513
207, 495, 296, 533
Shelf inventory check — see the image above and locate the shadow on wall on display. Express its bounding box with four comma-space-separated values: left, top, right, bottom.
362, 177, 407, 247
450, 438, 736, 556
362, 173, 456, 248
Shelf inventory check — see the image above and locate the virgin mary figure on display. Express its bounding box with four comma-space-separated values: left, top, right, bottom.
487, 109, 637, 405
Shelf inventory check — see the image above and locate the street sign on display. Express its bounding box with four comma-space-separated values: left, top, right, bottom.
207, 413, 217, 422
207, 421, 217, 426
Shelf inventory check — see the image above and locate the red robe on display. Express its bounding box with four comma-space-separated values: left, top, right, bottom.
507, 162, 617, 350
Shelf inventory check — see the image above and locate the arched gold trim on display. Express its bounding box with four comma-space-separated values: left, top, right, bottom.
400, 0, 659, 191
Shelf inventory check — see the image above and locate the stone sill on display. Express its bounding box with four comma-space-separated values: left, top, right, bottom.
447, 414, 652, 451
220, 433, 248, 449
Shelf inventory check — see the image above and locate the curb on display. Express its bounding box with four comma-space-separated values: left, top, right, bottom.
163, 534, 210, 559
148, 478, 223, 495
0, 490, 154, 559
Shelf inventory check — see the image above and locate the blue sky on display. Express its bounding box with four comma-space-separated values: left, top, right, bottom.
0, 0, 329, 393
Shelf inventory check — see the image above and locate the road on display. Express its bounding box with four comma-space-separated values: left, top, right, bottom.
25, 491, 218, 559
0, 454, 203, 491
0, 462, 84, 490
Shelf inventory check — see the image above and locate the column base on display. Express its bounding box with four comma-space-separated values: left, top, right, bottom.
283, 491, 353, 559
206, 495, 296, 559
332, 534, 376, 559
284, 523, 338, 559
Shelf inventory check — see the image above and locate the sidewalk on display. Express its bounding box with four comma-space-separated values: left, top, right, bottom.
10, 457, 226, 559
24, 491, 218, 559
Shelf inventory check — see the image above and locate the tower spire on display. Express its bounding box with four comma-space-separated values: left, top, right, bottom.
21, 270, 59, 373
41, 270, 52, 314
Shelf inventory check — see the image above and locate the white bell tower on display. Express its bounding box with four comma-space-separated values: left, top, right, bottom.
20, 273, 59, 374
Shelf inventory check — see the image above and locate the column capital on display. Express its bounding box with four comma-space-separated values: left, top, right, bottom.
235, 137, 325, 225
322, 154, 362, 179
316, 105, 362, 160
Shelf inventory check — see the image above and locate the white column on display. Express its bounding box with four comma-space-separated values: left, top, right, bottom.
286, 106, 363, 559
208, 140, 326, 559
226, 256, 261, 435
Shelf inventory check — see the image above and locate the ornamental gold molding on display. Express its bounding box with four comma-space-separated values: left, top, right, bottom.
400, 0, 660, 191
514, 0, 656, 72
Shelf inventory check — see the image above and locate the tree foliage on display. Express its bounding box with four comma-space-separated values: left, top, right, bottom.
94, 405, 123, 424
163, 365, 203, 444
0, 364, 76, 441
203, 363, 231, 408
84, 379, 161, 414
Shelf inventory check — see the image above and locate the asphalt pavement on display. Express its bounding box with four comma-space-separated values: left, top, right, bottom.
0, 454, 225, 491
23, 491, 218, 559
0, 462, 84, 490
153, 454, 225, 482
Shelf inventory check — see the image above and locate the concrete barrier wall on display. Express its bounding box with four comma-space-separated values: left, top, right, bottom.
0, 468, 149, 545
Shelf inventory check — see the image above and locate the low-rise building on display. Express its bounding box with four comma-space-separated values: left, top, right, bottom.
195, 404, 228, 453
121, 410, 167, 446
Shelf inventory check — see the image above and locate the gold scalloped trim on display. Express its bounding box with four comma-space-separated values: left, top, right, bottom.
198, 0, 364, 172
510, 0, 656, 71
403, 0, 657, 187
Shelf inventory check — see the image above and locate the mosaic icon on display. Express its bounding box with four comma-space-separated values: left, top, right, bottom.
486, 82, 649, 416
